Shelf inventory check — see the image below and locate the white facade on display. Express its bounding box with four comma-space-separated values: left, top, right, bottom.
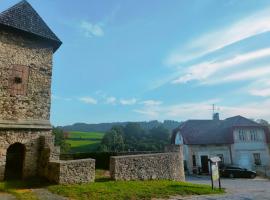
174, 127, 270, 174
231, 128, 270, 170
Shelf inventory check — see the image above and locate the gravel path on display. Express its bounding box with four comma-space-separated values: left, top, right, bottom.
32, 188, 68, 200
166, 176, 270, 200
0, 192, 16, 200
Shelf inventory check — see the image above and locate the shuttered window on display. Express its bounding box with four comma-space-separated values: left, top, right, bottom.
9, 65, 29, 95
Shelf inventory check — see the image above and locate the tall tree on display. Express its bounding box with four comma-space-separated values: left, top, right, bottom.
52, 127, 70, 153
100, 127, 124, 152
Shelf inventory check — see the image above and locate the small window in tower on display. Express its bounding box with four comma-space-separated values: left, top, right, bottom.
9, 65, 29, 96
14, 77, 22, 84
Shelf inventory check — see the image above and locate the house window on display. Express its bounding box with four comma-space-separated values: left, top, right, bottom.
250, 130, 259, 141
8, 65, 29, 96
217, 154, 224, 164
253, 153, 261, 166
192, 155, 196, 167
239, 129, 246, 141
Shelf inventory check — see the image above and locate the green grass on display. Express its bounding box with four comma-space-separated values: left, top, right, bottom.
65, 131, 105, 152
65, 139, 100, 147
48, 171, 224, 200
0, 173, 224, 200
48, 180, 224, 200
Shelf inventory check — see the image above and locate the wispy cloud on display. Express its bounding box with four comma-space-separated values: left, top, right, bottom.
172, 48, 270, 84
134, 99, 270, 121
106, 96, 117, 105
246, 79, 270, 97
205, 65, 270, 85
79, 97, 98, 104
134, 99, 220, 120
80, 21, 104, 38
52, 95, 72, 101
140, 100, 163, 106
120, 98, 137, 105
166, 7, 270, 65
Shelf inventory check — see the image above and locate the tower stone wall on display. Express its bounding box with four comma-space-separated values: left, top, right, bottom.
0, 30, 53, 123
0, 29, 55, 181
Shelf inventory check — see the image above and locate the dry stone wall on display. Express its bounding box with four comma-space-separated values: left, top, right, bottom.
47, 159, 95, 184
110, 147, 185, 181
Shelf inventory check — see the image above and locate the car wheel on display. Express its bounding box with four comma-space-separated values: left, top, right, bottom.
250, 174, 256, 179
229, 173, 234, 178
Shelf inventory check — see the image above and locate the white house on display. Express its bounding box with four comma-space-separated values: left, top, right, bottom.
171, 114, 270, 174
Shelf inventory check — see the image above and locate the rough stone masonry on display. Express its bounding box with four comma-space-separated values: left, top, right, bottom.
0, 1, 95, 184
110, 145, 185, 181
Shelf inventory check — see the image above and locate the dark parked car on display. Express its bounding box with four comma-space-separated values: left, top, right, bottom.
219, 165, 256, 178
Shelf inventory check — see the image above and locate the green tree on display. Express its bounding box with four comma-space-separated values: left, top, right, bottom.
52, 127, 70, 153
100, 127, 124, 152
257, 119, 269, 126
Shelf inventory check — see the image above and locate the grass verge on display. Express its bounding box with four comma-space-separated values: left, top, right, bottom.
48, 177, 224, 200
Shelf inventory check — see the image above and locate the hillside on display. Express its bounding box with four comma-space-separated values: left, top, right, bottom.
59, 120, 181, 133
65, 131, 105, 152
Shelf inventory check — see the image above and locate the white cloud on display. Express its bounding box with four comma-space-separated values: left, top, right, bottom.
205, 66, 270, 85
80, 21, 104, 38
134, 99, 270, 121
140, 100, 163, 106
79, 97, 97, 104
133, 109, 159, 118
166, 7, 270, 65
52, 95, 72, 101
106, 96, 117, 105
246, 79, 270, 97
250, 89, 270, 97
120, 98, 137, 105
172, 48, 270, 84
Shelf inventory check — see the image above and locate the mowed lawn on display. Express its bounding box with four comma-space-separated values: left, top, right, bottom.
65, 131, 105, 152
48, 177, 224, 200
0, 171, 224, 200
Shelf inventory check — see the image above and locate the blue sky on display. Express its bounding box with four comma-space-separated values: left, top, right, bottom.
1, 0, 270, 125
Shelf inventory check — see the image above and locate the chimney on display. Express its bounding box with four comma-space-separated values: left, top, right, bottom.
213, 113, 220, 121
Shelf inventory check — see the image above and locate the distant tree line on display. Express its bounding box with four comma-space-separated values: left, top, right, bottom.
98, 123, 171, 152
59, 120, 180, 133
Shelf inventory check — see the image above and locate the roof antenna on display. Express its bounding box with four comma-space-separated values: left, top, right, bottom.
212, 104, 220, 120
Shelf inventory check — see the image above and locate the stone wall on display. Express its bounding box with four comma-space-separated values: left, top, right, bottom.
0, 30, 53, 123
0, 129, 52, 181
110, 149, 184, 181
46, 159, 95, 184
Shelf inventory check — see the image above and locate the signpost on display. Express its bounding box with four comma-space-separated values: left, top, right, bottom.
209, 157, 221, 190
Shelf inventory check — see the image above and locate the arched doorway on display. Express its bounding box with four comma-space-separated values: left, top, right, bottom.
4, 143, 25, 180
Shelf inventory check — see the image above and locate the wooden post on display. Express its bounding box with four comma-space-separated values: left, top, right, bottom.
209, 161, 214, 190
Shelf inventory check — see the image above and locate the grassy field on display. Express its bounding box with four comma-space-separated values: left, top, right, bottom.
48, 171, 224, 200
68, 131, 105, 139
65, 131, 105, 152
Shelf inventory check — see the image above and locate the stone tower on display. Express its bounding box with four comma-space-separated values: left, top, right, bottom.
0, 1, 62, 180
